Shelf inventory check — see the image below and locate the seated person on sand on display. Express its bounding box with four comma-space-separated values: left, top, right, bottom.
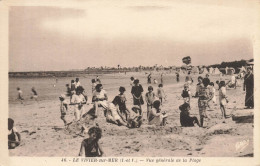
106, 101, 127, 126
8, 118, 21, 149
179, 103, 200, 127
92, 84, 108, 118
148, 100, 167, 126
127, 107, 142, 128
112, 86, 130, 121
71, 87, 87, 121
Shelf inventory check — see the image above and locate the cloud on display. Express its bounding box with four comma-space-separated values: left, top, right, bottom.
8, 2, 257, 71
40, 4, 256, 43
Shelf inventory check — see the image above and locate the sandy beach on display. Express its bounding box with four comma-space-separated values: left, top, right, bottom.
8, 72, 253, 157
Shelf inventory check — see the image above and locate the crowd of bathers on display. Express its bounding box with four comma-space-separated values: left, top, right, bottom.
10, 67, 254, 157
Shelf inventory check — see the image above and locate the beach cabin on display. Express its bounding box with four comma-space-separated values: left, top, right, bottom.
199, 67, 208, 75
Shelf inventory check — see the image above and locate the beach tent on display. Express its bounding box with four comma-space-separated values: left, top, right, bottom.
209, 67, 214, 74
201, 67, 208, 75
199, 67, 208, 74
226, 67, 235, 75
225, 67, 229, 75
213, 67, 221, 74
198, 66, 203, 74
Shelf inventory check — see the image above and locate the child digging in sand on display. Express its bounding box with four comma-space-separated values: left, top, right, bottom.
59, 94, 68, 127
106, 101, 128, 126
127, 107, 143, 128
179, 103, 200, 127
79, 126, 104, 157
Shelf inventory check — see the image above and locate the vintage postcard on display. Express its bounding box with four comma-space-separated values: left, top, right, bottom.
0, 0, 260, 165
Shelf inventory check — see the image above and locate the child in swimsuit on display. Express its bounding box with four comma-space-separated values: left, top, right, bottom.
59, 94, 68, 127
79, 126, 104, 157
145, 86, 156, 120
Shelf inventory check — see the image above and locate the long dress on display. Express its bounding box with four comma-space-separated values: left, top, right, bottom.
244, 73, 254, 108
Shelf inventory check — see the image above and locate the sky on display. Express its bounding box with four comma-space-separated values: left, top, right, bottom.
8, 0, 258, 72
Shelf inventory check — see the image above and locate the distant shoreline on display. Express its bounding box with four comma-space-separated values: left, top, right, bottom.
8, 69, 140, 78
9, 58, 253, 78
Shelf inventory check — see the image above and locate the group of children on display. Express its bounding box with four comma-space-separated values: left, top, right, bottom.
179, 74, 230, 128
10, 73, 232, 156
66, 72, 244, 156
62, 73, 231, 130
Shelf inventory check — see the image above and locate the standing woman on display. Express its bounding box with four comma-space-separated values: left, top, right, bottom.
131, 79, 144, 117
244, 67, 254, 109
